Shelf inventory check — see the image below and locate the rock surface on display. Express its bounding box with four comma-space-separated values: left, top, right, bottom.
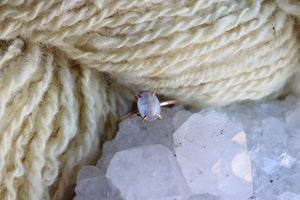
74, 95, 300, 200
106, 144, 190, 200
173, 112, 252, 200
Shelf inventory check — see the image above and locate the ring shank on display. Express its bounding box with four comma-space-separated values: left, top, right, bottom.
119, 100, 176, 122
160, 100, 176, 107
118, 110, 139, 123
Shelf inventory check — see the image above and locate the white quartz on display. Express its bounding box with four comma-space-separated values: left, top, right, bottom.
75, 95, 300, 200
74, 166, 122, 200
173, 112, 252, 200
106, 144, 190, 200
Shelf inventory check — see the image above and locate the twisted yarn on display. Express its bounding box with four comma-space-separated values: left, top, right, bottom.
0, 0, 299, 199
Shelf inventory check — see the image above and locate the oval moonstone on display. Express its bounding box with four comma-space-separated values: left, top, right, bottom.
137, 92, 161, 121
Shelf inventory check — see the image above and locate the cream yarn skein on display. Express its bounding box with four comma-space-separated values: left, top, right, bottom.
0, 39, 133, 199
0, 0, 299, 199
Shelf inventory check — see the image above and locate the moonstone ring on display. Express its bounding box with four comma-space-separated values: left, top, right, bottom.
120, 89, 176, 123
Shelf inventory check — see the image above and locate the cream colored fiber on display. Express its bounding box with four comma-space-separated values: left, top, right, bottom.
0, 0, 299, 199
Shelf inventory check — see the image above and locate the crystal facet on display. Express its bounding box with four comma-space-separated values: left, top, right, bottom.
137, 92, 161, 121
106, 144, 190, 200
173, 112, 253, 199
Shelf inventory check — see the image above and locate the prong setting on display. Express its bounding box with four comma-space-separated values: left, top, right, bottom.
119, 89, 176, 123
135, 93, 141, 101
157, 114, 162, 120
141, 116, 147, 123
152, 89, 157, 96
137, 92, 161, 122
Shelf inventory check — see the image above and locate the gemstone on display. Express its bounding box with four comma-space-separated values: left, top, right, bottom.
137, 92, 161, 121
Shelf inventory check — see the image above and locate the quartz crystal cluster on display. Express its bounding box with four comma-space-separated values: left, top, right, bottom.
74, 96, 300, 200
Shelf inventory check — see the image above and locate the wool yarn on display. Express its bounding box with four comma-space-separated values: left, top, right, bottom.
0, 0, 299, 199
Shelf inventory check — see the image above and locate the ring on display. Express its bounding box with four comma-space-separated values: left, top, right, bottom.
119, 89, 176, 123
